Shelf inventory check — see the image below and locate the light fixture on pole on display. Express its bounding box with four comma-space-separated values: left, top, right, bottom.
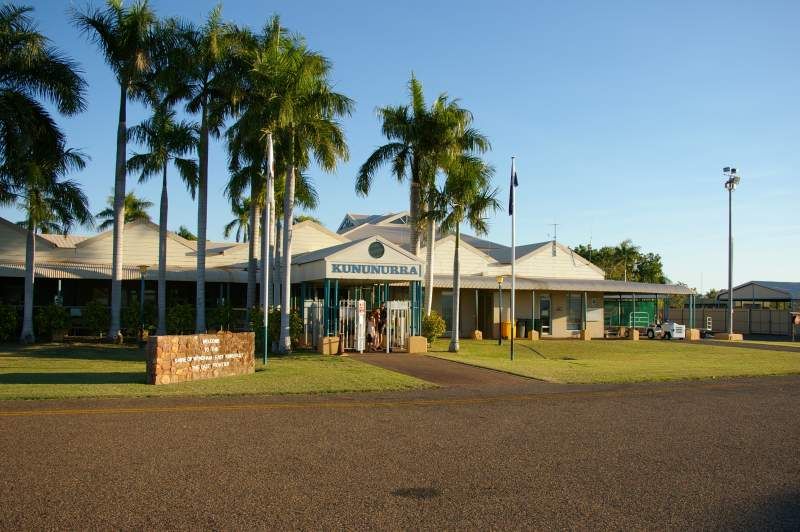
723, 166, 740, 337
496, 275, 504, 346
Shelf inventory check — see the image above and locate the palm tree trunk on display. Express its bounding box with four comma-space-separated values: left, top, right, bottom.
279, 163, 296, 353
195, 103, 209, 333
246, 187, 259, 319
109, 82, 128, 339
273, 218, 281, 307
409, 176, 421, 256
449, 223, 461, 352
424, 203, 436, 316
260, 205, 267, 307
261, 132, 274, 310
157, 164, 168, 335
20, 220, 36, 343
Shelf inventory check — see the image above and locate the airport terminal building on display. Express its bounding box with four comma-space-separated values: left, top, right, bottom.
0, 212, 694, 341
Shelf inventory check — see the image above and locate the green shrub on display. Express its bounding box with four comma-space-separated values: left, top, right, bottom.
35, 304, 70, 340
122, 297, 156, 336
82, 300, 109, 337
208, 303, 234, 331
250, 307, 304, 354
167, 303, 194, 335
0, 304, 18, 341
422, 311, 446, 345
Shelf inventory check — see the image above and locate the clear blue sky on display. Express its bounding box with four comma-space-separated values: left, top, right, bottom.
5, 0, 799, 291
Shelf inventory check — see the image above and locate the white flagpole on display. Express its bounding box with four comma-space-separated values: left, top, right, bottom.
510, 157, 516, 361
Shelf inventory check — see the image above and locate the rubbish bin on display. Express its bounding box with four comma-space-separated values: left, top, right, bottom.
516, 319, 526, 339
501, 321, 514, 339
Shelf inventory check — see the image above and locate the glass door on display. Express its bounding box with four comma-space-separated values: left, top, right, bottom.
540, 294, 551, 336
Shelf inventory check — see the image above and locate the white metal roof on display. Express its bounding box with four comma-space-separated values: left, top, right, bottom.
433, 274, 695, 295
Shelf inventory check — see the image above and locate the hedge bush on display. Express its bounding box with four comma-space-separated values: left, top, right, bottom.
422, 311, 446, 345
82, 300, 109, 337
35, 304, 70, 340
0, 304, 18, 341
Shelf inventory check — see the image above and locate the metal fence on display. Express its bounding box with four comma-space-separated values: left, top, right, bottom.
670, 308, 794, 336
386, 300, 410, 352
303, 299, 324, 348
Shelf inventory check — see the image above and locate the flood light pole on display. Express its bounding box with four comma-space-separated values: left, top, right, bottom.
723, 167, 740, 336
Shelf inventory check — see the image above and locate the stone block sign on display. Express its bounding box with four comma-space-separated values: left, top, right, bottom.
146, 332, 255, 385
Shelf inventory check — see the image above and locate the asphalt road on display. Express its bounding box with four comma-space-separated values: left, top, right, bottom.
1, 359, 799, 530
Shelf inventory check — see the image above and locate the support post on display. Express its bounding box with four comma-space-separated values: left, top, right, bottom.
475, 289, 479, 335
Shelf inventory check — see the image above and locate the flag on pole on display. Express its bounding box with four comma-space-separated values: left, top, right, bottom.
508, 159, 518, 215
509, 157, 517, 360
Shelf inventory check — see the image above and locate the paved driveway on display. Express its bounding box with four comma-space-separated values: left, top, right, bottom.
1, 362, 798, 530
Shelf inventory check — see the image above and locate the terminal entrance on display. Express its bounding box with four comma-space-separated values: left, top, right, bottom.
290, 236, 425, 353
299, 280, 422, 352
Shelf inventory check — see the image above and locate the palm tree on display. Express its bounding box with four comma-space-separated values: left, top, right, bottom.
271, 40, 352, 352
223, 196, 251, 243
174, 6, 243, 333
356, 76, 427, 256
225, 16, 284, 323
425, 156, 498, 352
356, 77, 489, 316
1, 5, 86, 201
615, 239, 640, 282
294, 214, 321, 225
127, 104, 198, 335
73, 0, 157, 338
9, 147, 93, 342
176, 225, 196, 240
95, 191, 153, 231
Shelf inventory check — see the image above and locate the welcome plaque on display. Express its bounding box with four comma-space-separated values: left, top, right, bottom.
146, 332, 255, 385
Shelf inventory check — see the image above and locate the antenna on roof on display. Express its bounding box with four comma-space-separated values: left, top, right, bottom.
549, 223, 559, 256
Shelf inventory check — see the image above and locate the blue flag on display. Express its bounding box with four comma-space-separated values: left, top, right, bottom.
508, 159, 518, 215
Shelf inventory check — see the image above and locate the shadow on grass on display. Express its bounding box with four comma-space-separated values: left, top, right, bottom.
0, 343, 144, 362
0, 372, 145, 385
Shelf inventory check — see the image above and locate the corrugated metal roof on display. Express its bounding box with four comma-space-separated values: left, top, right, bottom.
342, 224, 412, 249
718, 281, 800, 300
433, 274, 694, 295
0, 261, 248, 283
37, 234, 90, 248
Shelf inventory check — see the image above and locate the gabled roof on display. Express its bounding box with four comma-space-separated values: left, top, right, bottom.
480, 241, 550, 263
292, 235, 422, 266
341, 223, 413, 249
37, 234, 89, 248
0, 217, 57, 248
420, 233, 497, 264
75, 218, 201, 251
718, 281, 800, 300
294, 219, 350, 243
337, 211, 408, 235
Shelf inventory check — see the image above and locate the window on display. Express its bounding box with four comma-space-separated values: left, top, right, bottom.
567, 293, 582, 331
440, 291, 453, 333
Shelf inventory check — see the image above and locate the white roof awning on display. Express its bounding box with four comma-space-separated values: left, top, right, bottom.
433, 274, 695, 295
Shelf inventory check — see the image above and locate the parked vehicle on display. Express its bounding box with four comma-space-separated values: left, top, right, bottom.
646, 321, 686, 340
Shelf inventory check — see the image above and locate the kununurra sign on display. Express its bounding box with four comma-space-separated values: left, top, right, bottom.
146, 332, 255, 385
330, 263, 421, 277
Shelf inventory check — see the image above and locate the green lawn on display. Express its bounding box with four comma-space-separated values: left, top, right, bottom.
429, 339, 800, 383
0, 343, 432, 401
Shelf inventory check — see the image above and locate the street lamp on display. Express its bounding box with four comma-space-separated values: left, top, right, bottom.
496, 275, 504, 345
723, 167, 740, 337
138, 265, 149, 336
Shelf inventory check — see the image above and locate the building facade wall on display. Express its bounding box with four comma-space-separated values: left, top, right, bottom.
431, 287, 606, 339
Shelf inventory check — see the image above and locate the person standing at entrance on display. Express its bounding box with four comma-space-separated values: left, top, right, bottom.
367, 312, 377, 351
380, 303, 387, 349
